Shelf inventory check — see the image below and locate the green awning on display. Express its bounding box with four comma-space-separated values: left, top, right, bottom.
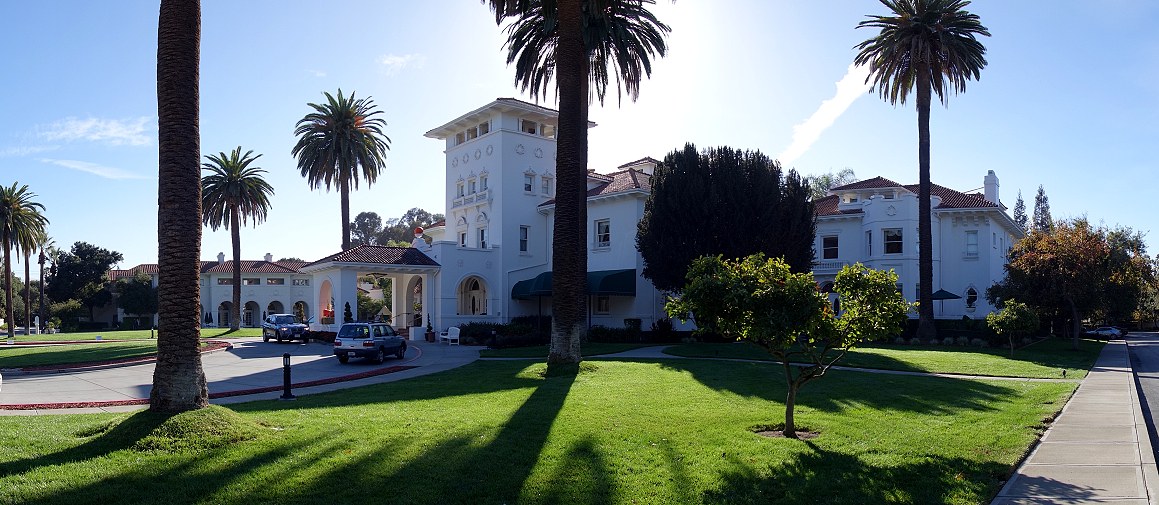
511, 269, 637, 299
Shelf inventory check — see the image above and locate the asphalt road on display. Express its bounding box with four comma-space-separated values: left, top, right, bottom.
1127, 331, 1159, 461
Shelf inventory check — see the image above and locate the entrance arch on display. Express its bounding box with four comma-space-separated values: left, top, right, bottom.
293, 301, 310, 322
267, 301, 285, 315
216, 301, 233, 328
243, 301, 260, 327
458, 276, 488, 315
405, 276, 423, 328
319, 279, 334, 323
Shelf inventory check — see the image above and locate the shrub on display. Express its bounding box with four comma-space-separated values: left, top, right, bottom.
970, 338, 987, 347
458, 322, 507, 346
943, 337, 956, 346
929, 338, 941, 346
588, 325, 639, 343
894, 336, 906, 345
908, 337, 923, 346
489, 333, 548, 349
955, 336, 970, 346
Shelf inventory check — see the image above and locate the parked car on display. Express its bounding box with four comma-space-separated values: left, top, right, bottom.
1091, 327, 1122, 338
262, 314, 310, 343
333, 322, 407, 364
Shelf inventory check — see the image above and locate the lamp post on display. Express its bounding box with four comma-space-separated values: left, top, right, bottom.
280, 353, 296, 400
37, 249, 45, 334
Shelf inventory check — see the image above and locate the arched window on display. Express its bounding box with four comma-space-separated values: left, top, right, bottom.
458, 276, 488, 315
820, 282, 834, 294
966, 288, 978, 309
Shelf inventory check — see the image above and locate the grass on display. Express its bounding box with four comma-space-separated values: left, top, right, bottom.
662, 337, 1104, 379
478, 342, 654, 358
0, 359, 1072, 504
3, 327, 263, 342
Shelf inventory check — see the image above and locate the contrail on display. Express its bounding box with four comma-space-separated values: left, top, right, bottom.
778, 64, 871, 167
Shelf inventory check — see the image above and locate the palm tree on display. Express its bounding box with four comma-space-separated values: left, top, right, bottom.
292, 89, 391, 251
202, 147, 275, 331
18, 228, 46, 335
854, 0, 989, 340
152, 0, 208, 413
37, 236, 53, 333
0, 183, 48, 337
490, 0, 670, 365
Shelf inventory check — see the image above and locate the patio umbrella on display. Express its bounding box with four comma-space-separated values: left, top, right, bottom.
930, 289, 962, 316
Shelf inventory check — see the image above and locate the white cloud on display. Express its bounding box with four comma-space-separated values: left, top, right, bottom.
379, 53, 425, 75
38, 117, 152, 146
307, 69, 327, 78
39, 158, 149, 180
778, 64, 871, 167
0, 145, 59, 157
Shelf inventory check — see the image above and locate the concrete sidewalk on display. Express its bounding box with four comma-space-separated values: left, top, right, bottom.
0, 338, 480, 415
993, 339, 1158, 504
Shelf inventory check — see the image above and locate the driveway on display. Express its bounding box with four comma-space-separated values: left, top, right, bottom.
0, 338, 480, 413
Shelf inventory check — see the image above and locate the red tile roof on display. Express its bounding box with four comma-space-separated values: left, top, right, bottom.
202, 261, 300, 274
901, 183, 998, 209
813, 195, 865, 217
617, 156, 660, 169
830, 176, 903, 191
542, 168, 652, 207
303, 245, 439, 268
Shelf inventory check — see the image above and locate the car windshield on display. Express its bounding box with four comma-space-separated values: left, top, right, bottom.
274, 316, 296, 325
338, 325, 370, 339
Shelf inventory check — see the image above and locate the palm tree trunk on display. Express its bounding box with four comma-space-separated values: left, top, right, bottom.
24, 251, 31, 335
38, 249, 45, 333
547, 0, 587, 366
3, 237, 12, 338
916, 66, 936, 340
340, 182, 351, 250
230, 208, 241, 331
151, 0, 208, 413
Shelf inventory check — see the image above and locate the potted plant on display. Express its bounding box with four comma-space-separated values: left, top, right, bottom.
425, 314, 436, 342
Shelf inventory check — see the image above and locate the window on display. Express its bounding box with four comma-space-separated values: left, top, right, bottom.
866, 231, 873, 256
478, 228, 487, 249
243, 278, 260, 286
895, 283, 903, 293
965, 231, 978, 257
266, 278, 285, 285
454, 132, 465, 145
543, 124, 555, 138
480, 175, 488, 190
595, 219, 611, 248
456, 182, 464, 197
822, 236, 838, 259
217, 278, 233, 285
521, 119, 538, 135
883, 191, 894, 199
465, 127, 478, 141
595, 295, 611, 314
468, 179, 477, 194
884, 228, 903, 254
524, 174, 534, 193
519, 226, 529, 253
478, 122, 490, 135
966, 288, 978, 309
541, 177, 553, 196
292, 278, 310, 286
459, 232, 467, 247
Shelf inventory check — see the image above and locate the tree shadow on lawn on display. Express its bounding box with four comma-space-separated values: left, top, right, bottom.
651, 358, 1020, 416
703, 440, 1097, 504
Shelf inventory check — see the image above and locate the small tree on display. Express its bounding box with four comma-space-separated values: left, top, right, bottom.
986, 299, 1039, 356
343, 302, 353, 323
668, 255, 910, 439
117, 273, 159, 325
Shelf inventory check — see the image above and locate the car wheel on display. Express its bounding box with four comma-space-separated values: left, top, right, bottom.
396, 345, 406, 359
337, 354, 349, 364
276, 335, 283, 343
374, 348, 386, 364
263, 333, 270, 343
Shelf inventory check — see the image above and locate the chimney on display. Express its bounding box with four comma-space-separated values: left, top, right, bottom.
264, 253, 273, 262
217, 252, 225, 264
984, 170, 999, 204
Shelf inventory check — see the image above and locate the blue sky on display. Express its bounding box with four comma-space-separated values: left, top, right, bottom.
2, 1, 1157, 272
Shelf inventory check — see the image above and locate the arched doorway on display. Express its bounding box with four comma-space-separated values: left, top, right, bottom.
267, 301, 285, 315
458, 276, 488, 315
243, 301, 260, 327
405, 276, 423, 328
293, 301, 310, 322
217, 302, 233, 328
319, 279, 334, 323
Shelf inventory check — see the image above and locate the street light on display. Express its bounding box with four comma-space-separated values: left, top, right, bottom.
280, 353, 296, 400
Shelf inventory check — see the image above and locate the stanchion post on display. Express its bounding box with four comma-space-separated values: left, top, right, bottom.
280, 353, 296, 400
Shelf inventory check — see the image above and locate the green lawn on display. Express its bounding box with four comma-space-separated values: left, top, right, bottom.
0, 359, 1071, 504
0, 342, 160, 368
479, 342, 654, 358
663, 337, 1104, 379
3, 327, 263, 342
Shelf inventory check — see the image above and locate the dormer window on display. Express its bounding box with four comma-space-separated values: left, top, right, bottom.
455, 132, 465, 145
843, 194, 859, 204
478, 122, 490, 135
543, 124, 555, 138
521, 119, 538, 135
883, 191, 894, 199
465, 127, 478, 141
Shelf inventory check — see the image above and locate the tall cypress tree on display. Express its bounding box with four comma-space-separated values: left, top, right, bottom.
1032, 185, 1052, 233
637, 143, 816, 292
1012, 190, 1028, 233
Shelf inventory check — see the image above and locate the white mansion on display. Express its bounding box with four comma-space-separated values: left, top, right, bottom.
108, 99, 1023, 333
